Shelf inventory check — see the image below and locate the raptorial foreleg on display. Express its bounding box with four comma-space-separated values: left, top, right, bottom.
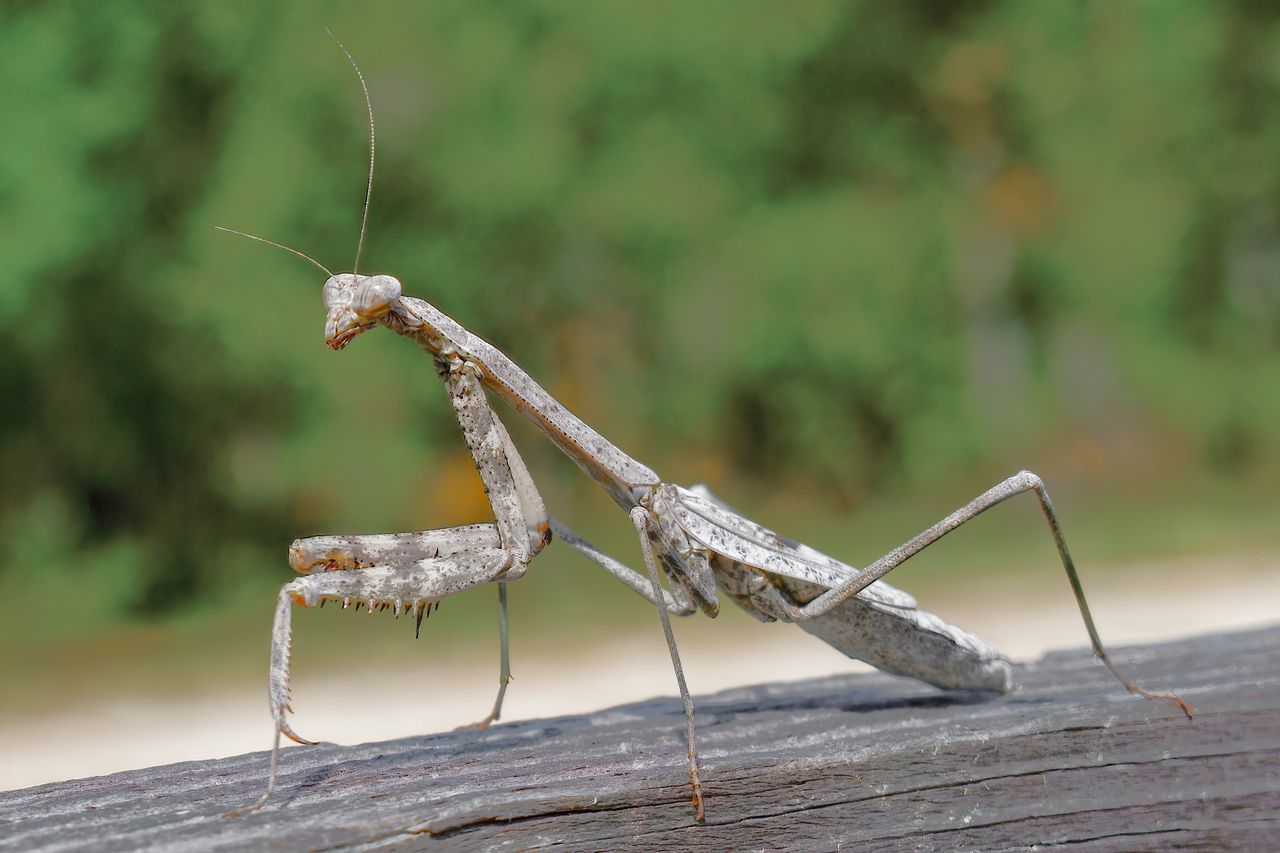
231, 547, 512, 815
441, 361, 553, 726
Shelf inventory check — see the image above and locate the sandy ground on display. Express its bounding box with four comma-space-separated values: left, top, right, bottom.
2, 551, 1276, 792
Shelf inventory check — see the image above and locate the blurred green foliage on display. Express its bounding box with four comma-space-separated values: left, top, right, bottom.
1, 1, 1277, 651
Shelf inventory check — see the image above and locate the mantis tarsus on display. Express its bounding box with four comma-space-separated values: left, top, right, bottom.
222, 34, 1193, 819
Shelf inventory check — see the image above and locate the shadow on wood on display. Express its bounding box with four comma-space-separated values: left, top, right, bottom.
2, 626, 1277, 851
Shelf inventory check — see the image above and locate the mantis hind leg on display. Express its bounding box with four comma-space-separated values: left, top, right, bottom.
782, 471, 1194, 718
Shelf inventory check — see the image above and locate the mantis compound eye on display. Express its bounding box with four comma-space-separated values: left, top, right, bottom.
322, 274, 357, 310
352, 274, 402, 319
323, 272, 389, 350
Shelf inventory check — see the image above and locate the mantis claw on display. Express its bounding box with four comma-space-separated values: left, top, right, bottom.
453, 717, 495, 732
280, 721, 317, 746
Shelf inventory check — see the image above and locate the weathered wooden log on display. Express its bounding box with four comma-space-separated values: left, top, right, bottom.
2, 626, 1277, 851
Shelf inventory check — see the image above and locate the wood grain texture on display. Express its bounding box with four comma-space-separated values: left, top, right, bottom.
2, 626, 1277, 852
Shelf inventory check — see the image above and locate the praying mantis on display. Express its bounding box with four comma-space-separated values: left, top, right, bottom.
221, 34, 1193, 819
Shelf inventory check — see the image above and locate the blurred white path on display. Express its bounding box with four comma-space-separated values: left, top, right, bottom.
2, 551, 1275, 791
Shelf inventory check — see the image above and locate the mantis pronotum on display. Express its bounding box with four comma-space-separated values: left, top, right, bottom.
222, 35, 1192, 819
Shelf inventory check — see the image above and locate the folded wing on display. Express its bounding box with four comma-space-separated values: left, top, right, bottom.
673, 484, 916, 609
675, 484, 1012, 693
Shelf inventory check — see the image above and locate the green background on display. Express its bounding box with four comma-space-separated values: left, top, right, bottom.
1, 1, 1277, 714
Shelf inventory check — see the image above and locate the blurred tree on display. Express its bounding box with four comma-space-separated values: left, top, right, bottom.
0, 6, 294, 621
0, 0, 1276, 636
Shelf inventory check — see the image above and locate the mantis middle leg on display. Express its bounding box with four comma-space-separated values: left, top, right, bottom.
629, 506, 705, 821
548, 517, 696, 616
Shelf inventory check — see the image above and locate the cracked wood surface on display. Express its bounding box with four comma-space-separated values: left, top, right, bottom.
2, 626, 1277, 851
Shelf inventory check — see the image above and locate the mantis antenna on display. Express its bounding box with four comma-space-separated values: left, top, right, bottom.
213, 225, 334, 278
326, 26, 376, 277
215, 29, 377, 282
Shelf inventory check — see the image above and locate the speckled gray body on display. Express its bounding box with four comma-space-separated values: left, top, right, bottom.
376, 289, 1013, 692
228, 262, 1195, 820
227, 57, 1187, 813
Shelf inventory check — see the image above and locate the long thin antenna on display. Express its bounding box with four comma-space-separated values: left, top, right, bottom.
214, 225, 334, 277
325, 27, 376, 277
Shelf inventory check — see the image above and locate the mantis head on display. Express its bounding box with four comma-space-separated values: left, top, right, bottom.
323, 273, 403, 350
